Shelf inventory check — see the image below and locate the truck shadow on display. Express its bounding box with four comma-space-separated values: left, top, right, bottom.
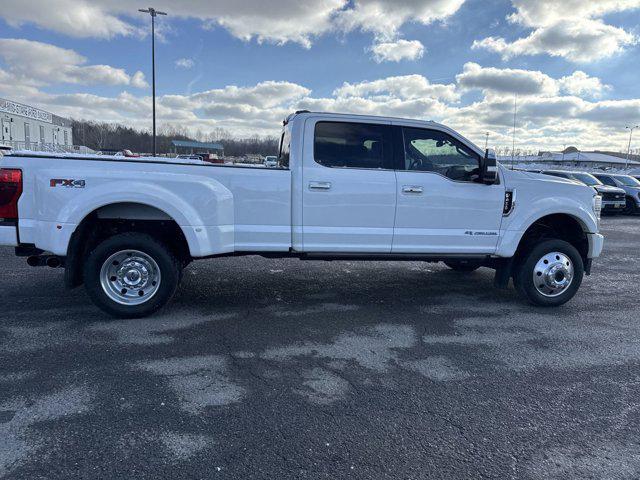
177, 259, 504, 309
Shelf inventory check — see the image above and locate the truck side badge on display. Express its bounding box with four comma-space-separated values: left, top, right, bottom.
50, 179, 86, 188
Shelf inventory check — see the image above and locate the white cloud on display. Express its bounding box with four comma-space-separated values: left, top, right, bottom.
335, 0, 465, 39
130, 71, 149, 89
2, 61, 638, 151
506, 0, 640, 27
474, 0, 640, 62
370, 39, 425, 62
0, 0, 142, 39
456, 62, 558, 96
175, 58, 195, 69
456, 63, 612, 101
191, 81, 311, 109
558, 71, 610, 98
0, 39, 147, 88
0, 0, 467, 48
334, 75, 459, 103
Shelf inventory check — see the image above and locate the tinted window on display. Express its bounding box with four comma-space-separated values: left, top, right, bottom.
402, 128, 480, 181
278, 126, 291, 168
570, 173, 601, 186
314, 122, 392, 169
614, 175, 640, 187
544, 172, 570, 179
594, 175, 616, 187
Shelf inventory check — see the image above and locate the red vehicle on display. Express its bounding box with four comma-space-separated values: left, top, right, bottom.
198, 153, 224, 164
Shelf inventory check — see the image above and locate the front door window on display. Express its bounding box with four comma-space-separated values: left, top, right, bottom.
402, 128, 480, 181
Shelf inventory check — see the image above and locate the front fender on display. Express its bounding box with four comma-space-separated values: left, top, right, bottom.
496, 196, 598, 258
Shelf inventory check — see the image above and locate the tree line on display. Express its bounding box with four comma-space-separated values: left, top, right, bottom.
71, 120, 279, 157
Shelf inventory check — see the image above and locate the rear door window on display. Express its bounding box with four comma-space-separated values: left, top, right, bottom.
313, 122, 393, 170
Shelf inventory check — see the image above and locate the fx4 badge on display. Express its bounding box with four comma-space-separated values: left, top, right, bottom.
464, 230, 498, 236
50, 179, 86, 188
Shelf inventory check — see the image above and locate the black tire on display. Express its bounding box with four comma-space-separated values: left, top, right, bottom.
623, 197, 638, 215
444, 260, 483, 272
514, 239, 584, 307
83, 232, 181, 318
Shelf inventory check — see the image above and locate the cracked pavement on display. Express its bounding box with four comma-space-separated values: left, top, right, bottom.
1, 216, 639, 479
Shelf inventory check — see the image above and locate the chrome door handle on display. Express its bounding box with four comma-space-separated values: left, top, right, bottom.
309, 181, 332, 190
402, 185, 423, 194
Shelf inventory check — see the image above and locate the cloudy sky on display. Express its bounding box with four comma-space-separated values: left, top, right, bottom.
0, 0, 639, 151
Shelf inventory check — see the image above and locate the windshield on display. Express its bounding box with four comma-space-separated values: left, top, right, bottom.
615, 175, 640, 187
570, 172, 601, 186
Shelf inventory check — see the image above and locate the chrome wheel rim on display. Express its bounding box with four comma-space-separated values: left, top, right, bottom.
100, 250, 161, 305
533, 251, 574, 298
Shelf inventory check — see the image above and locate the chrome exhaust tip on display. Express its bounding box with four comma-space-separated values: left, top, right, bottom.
46, 256, 62, 268
27, 255, 41, 267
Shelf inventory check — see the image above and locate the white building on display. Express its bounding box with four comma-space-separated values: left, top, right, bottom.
0, 98, 73, 150
500, 151, 640, 171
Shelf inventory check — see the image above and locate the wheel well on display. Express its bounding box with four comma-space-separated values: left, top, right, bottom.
64, 203, 190, 288
515, 214, 589, 262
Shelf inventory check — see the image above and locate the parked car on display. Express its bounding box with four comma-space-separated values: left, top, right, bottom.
592, 173, 640, 214
542, 170, 626, 214
0, 111, 603, 317
113, 149, 140, 158
198, 153, 224, 164
176, 154, 202, 161
264, 155, 278, 168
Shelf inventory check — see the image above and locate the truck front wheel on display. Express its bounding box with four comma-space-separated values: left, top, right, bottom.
83, 233, 181, 318
514, 239, 584, 307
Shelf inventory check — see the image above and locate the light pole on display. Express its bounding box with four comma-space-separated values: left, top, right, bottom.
626, 125, 639, 169
511, 94, 517, 169
484, 132, 489, 151
139, 7, 167, 157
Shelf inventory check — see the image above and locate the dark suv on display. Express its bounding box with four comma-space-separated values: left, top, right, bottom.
543, 170, 626, 214
592, 173, 640, 214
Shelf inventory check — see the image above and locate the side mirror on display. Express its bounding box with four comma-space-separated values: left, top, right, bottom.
480, 148, 498, 185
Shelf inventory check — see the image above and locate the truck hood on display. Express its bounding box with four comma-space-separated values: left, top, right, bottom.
500, 166, 598, 200
502, 167, 581, 186
593, 185, 625, 195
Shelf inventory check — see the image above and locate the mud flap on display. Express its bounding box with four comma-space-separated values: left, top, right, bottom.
493, 257, 515, 289
584, 258, 592, 276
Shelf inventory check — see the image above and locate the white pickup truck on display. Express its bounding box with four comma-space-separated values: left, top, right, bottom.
0, 112, 604, 318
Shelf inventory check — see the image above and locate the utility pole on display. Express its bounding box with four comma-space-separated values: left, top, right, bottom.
139, 7, 167, 157
511, 95, 517, 169
626, 125, 639, 169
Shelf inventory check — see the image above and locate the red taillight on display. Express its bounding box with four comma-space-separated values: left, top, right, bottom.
0, 168, 22, 220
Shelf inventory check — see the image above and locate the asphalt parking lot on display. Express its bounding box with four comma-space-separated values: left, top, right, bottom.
1, 216, 639, 479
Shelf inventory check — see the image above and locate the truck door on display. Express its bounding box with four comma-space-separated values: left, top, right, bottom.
392, 126, 504, 254
301, 118, 396, 252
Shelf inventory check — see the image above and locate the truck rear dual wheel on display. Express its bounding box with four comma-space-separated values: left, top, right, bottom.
83, 233, 181, 318
514, 239, 584, 307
